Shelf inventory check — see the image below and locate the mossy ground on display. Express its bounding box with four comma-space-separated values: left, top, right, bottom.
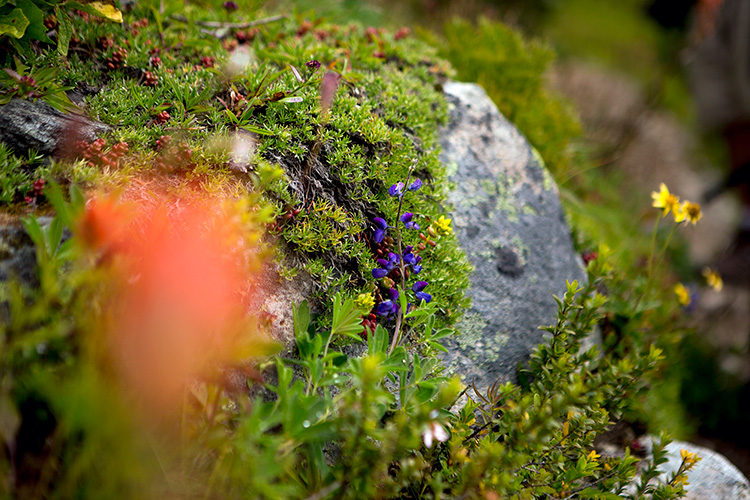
0, 1, 471, 332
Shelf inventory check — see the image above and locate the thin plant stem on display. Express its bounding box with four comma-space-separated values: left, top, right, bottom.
653, 224, 680, 275
388, 160, 417, 355
646, 215, 660, 281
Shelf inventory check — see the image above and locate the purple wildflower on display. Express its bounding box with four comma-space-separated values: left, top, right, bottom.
408, 178, 422, 191
400, 212, 419, 230
412, 281, 431, 303
376, 288, 401, 316
306, 60, 321, 70
403, 252, 416, 266
222, 0, 239, 10
372, 268, 388, 279
373, 217, 389, 243
389, 182, 405, 197
372, 252, 400, 279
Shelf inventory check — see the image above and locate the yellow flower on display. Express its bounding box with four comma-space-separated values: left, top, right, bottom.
676, 201, 702, 225
587, 450, 601, 462
355, 293, 375, 310
432, 215, 452, 236
702, 267, 723, 292
680, 449, 701, 468
674, 282, 691, 306
652, 183, 680, 218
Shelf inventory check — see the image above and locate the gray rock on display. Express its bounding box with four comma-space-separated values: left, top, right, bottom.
0, 98, 109, 158
640, 438, 750, 500
438, 81, 586, 394
0, 221, 38, 287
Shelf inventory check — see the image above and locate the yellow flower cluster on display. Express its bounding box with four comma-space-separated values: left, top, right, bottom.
674, 283, 691, 306
651, 183, 702, 225
355, 292, 375, 310
428, 215, 453, 237
702, 267, 723, 292
680, 449, 701, 469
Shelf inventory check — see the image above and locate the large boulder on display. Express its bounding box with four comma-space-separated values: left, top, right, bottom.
437, 81, 586, 393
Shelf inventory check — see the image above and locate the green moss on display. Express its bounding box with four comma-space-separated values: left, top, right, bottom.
0, 3, 471, 330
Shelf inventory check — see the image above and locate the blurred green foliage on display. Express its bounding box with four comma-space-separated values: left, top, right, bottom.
426, 17, 581, 179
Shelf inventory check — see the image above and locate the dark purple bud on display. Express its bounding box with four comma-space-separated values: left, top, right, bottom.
389, 182, 404, 197
404, 245, 413, 254
408, 178, 422, 191
306, 60, 321, 70
222, 0, 239, 10
413, 281, 428, 292
372, 268, 388, 279
377, 258, 390, 268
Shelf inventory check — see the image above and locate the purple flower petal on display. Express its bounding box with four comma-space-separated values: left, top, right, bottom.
389, 182, 404, 197
388, 252, 400, 267
408, 178, 422, 191
412, 281, 428, 292
404, 245, 413, 254
373, 217, 389, 229
388, 288, 399, 301
412, 264, 422, 274
372, 268, 388, 279
377, 300, 394, 316
403, 252, 416, 266
400, 212, 419, 230
373, 229, 385, 243
415, 291, 432, 303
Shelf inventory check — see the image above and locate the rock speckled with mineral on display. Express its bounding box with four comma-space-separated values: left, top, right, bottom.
438, 81, 586, 393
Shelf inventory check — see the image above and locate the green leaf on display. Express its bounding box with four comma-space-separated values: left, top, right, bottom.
44, 180, 70, 227
330, 293, 364, 340
68, 183, 85, 211
367, 325, 388, 356
55, 6, 72, 56
48, 215, 63, 256
16, 0, 51, 43
293, 300, 311, 340
380, 347, 408, 372
0, 7, 29, 39
239, 124, 273, 136
22, 215, 44, 249
42, 91, 80, 114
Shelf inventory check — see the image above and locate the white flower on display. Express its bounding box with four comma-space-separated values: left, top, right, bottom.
423, 421, 449, 448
